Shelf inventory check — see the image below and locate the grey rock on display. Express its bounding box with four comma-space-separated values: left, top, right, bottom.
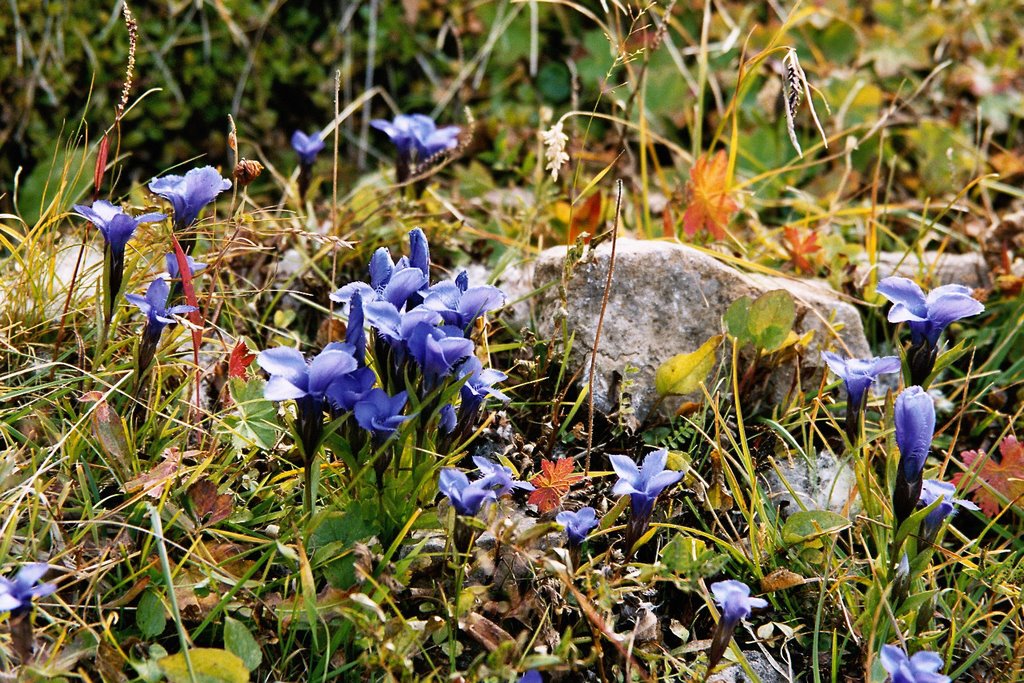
707, 650, 789, 683
855, 251, 989, 289
532, 239, 870, 420
764, 450, 858, 517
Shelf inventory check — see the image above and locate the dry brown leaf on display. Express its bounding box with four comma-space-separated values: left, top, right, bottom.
125, 448, 189, 498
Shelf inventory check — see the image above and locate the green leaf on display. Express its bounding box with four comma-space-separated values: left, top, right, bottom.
782, 510, 850, 546
655, 335, 722, 396
724, 296, 753, 345
310, 506, 379, 588
158, 648, 249, 683
224, 616, 262, 672
136, 590, 166, 638
748, 290, 796, 351
225, 378, 279, 450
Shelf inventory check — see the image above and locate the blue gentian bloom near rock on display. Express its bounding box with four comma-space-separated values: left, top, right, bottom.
610, 449, 683, 520
439, 468, 497, 517
822, 351, 901, 443
711, 580, 768, 626
880, 644, 950, 683
919, 479, 979, 541
610, 449, 682, 560
164, 252, 206, 280
706, 579, 767, 674
257, 343, 359, 459
424, 270, 506, 330
72, 200, 166, 321
472, 456, 534, 496
556, 507, 600, 546
354, 388, 411, 438
893, 386, 936, 525
291, 130, 325, 166
148, 165, 232, 235
876, 276, 984, 385
0, 564, 56, 616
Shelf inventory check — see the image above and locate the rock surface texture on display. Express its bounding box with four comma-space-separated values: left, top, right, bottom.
532, 239, 870, 421
855, 250, 989, 289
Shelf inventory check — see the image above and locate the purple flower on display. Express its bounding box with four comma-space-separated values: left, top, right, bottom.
0, 564, 56, 615
72, 200, 165, 255
325, 366, 376, 412
919, 479, 979, 539
370, 114, 460, 162
711, 580, 768, 626
165, 252, 206, 280
257, 343, 358, 404
610, 449, 683, 520
880, 645, 950, 683
408, 228, 430, 279
406, 322, 475, 384
345, 292, 367, 366
291, 130, 325, 166
125, 278, 197, 339
556, 507, 599, 546
331, 257, 429, 314
895, 386, 935, 483
473, 456, 534, 496
877, 277, 984, 347
439, 403, 457, 433
456, 356, 509, 428
821, 352, 901, 411
439, 468, 497, 516
518, 672, 542, 683
257, 343, 359, 459
424, 270, 506, 330
354, 389, 411, 438
149, 166, 232, 231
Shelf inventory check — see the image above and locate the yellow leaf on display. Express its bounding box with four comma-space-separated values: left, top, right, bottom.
159, 648, 249, 683
655, 335, 722, 396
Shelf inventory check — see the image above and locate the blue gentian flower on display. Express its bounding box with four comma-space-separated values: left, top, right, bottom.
354, 389, 411, 438
456, 356, 509, 429
711, 580, 768, 626
473, 456, 534, 495
345, 292, 367, 366
877, 277, 985, 347
165, 252, 206, 280
257, 343, 359, 459
439, 468, 497, 516
893, 386, 935, 525
126, 278, 197, 342
72, 200, 166, 255
406, 322, 475, 384
72, 201, 166, 320
291, 130, 325, 166
518, 671, 542, 683
556, 507, 600, 546
610, 449, 683, 520
0, 564, 56, 616
332, 260, 429, 313
895, 386, 935, 483
821, 352, 901, 411
325, 367, 376, 412
880, 645, 950, 683
439, 403, 457, 433
822, 351, 901, 444
706, 579, 768, 674
149, 166, 232, 232
877, 276, 984, 385
408, 228, 430, 279
370, 114, 460, 161
918, 479, 979, 540
611, 449, 682, 560
424, 270, 506, 330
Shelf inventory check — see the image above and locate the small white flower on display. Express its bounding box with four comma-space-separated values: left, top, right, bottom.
541, 120, 570, 182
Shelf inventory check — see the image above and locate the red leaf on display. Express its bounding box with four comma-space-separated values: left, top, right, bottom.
94, 135, 110, 199
952, 436, 1024, 517
170, 236, 204, 413
682, 150, 738, 240
783, 225, 821, 273
528, 458, 583, 514
228, 341, 256, 379
188, 479, 233, 525
569, 191, 603, 243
